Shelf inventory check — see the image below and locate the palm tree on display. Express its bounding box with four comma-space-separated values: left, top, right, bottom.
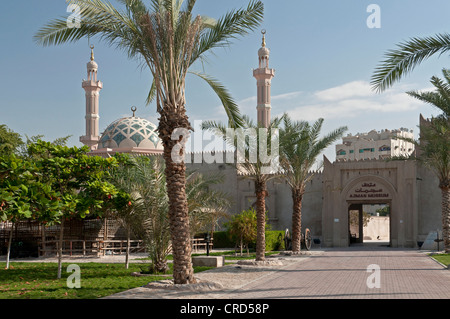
406, 69, 450, 118
405, 69, 450, 252
34, 0, 263, 284
109, 154, 231, 273
203, 115, 282, 261
279, 114, 347, 253
371, 32, 450, 92
186, 171, 231, 237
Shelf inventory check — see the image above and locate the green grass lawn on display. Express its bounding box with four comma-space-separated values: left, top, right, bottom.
431, 253, 450, 267
0, 262, 209, 299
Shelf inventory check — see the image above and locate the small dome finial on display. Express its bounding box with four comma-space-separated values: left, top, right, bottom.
261, 29, 266, 47
90, 45, 95, 61
131, 106, 137, 117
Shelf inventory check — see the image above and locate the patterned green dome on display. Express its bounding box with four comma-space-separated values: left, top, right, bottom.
98, 116, 163, 150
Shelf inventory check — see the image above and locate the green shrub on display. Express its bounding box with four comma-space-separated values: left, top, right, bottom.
213, 231, 234, 248
213, 230, 285, 251
265, 230, 285, 251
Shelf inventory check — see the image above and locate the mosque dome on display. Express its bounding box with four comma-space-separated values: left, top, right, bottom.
258, 46, 270, 57
98, 111, 163, 151
87, 60, 98, 70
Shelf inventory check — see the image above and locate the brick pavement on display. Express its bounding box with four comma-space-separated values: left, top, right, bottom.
229, 246, 450, 299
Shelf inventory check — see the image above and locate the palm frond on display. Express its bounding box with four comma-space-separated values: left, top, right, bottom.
279, 114, 346, 188
406, 68, 450, 118
371, 33, 450, 92
191, 0, 264, 63
36, 0, 262, 131
145, 78, 158, 105
189, 71, 244, 128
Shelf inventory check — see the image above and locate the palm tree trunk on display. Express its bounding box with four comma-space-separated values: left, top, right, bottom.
254, 179, 267, 261
158, 106, 195, 284
291, 187, 303, 254
441, 185, 450, 253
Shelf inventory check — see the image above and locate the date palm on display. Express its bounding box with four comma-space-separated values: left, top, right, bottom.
280, 114, 346, 253
203, 115, 282, 261
371, 32, 450, 92
405, 69, 450, 252
186, 171, 231, 237
109, 155, 231, 273
34, 0, 263, 284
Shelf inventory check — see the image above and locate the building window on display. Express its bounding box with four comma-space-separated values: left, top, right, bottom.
349, 150, 354, 154
337, 149, 346, 156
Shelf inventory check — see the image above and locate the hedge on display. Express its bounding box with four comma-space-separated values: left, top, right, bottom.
213, 230, 285, 251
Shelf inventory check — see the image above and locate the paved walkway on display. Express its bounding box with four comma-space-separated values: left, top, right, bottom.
228, 246, 450, 299
106, 245, 450, 299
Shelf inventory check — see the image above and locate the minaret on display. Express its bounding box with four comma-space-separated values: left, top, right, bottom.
253, 30, 275, 128
80, 45, 102, 150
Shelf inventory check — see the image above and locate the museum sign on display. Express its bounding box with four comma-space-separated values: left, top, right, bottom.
347, 182, 391, 200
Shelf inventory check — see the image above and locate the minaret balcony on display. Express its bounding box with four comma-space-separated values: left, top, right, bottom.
80, 135, 100, 146
253, 68, 275, 78
82, 80, 103, 89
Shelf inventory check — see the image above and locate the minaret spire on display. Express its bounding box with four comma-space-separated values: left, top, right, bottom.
80, 45, 102, 150
90, 44, 95, 61
253, 30, 275, 128
261, 29, 266, 47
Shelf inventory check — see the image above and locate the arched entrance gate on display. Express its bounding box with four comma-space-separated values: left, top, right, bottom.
344, 176, 393, 245
321, 157, 418, 248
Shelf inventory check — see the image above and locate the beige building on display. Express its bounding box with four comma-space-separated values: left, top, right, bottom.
335, 128, 415, 161
193, 132, 442, 249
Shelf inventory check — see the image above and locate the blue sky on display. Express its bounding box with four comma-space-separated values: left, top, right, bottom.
1, 0, 449, 161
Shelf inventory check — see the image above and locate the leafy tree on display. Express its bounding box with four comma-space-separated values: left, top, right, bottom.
349, 211, 371, 229
19, 134, 71, 157
0, 154, 61, 269
225, 208, 267, 256
279, 114, 346, 253
375, 206, 390, 217
35, 0, 264, 284
203, 115, 282, 261
0, 124, 23, 156
27, 140, 121, 278
102, 154, 135, 268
